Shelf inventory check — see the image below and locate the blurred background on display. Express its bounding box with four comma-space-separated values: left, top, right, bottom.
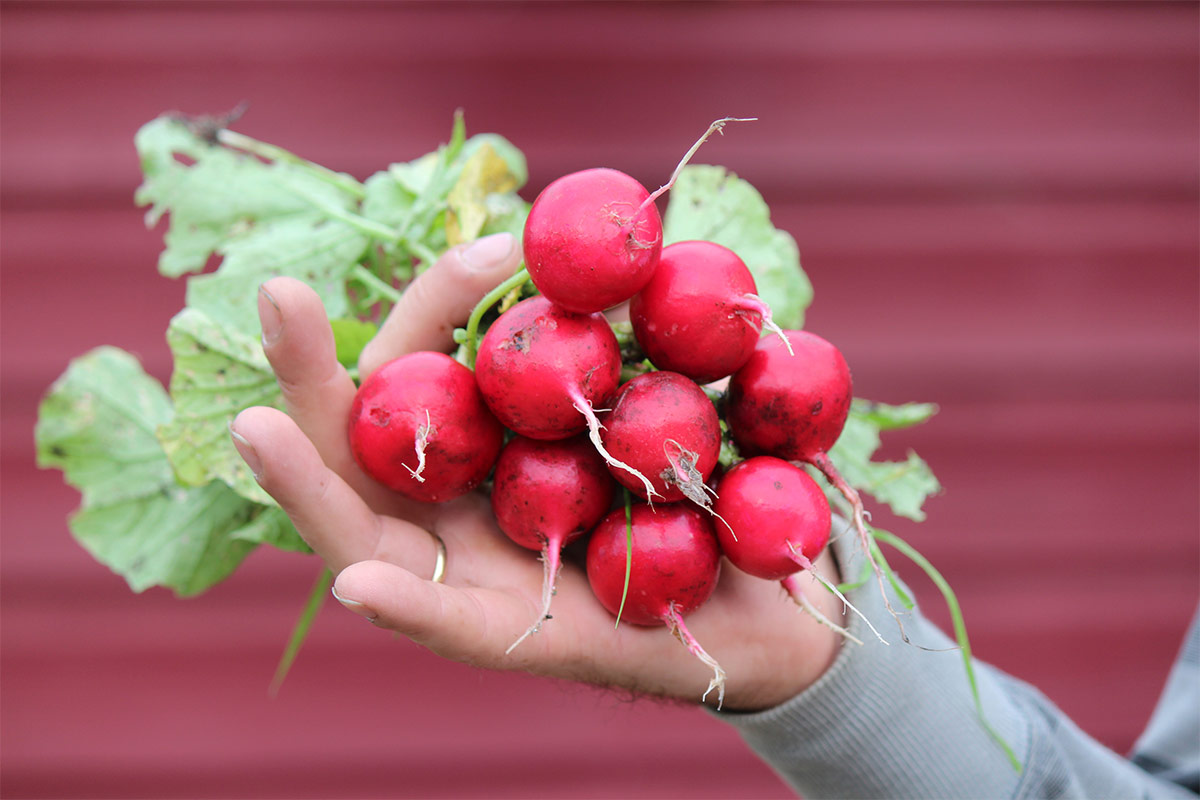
2, 2, 1197, 798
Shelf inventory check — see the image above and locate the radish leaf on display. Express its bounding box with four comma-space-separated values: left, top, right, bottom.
826, 401, 941, 521
157, 308, 283, 505
34, 347, 301, 595
136, 117, 362, 279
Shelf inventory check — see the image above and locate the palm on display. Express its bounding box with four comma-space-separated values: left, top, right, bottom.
234, 270, 841, 712
361, 489, 841, 709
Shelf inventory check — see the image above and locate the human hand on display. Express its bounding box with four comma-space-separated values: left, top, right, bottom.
229, 232, 844, 711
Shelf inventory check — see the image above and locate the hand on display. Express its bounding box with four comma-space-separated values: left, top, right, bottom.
230, 232, 844, 711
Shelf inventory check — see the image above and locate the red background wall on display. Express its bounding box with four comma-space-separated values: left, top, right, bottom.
2, 2, 1197, 798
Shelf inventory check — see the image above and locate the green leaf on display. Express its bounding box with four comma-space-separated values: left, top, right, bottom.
36, 347, 176, 504
185, 215, 368, 336
34, 347, 274, 595
135, 117, 360, 278
231, 505, 310, 554
360, 125, 528, 271
330, 318, 378, 368
663, 165, 812, 330
157, 308, 283, 504
826, 401, 941, 521
851, 398, 939, 431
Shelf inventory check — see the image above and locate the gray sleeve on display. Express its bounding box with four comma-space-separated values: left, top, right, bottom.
713, 529, 1198, 800
1130, 607, 1200, 793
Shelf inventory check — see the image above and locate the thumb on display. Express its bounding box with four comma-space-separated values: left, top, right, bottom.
358, 233, 522, 381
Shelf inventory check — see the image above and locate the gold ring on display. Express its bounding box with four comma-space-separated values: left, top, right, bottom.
429, 531, 447, 584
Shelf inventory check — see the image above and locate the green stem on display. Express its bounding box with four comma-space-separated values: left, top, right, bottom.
217, 129, 366, 200
615, 489, 634, 629
407, 239, 439, 267
463, 267, 530, 368
315, 202, 402, 243
871, 529, 1023, 773
269, 566, 333, 697
351, 265, 404, 304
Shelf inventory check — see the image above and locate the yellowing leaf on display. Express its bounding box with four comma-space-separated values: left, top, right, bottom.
445, 143, 521, 247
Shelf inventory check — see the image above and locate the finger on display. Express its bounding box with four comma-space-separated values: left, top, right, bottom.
231, 406, 440, 573
257, 277, 359, 472
332, 560, 518, 661
358, 232, 522, 380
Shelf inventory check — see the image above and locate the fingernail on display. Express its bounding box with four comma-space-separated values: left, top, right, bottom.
332, 585, 377, 623
461, 232, 515, 272
258, 284, 283, 347
229, 427, 263, 482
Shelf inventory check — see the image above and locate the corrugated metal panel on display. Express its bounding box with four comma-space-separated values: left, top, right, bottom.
3, 2, 1197, 798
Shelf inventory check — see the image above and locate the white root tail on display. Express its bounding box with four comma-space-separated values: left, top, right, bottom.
810, 452, 915, 645
572, 390, 662, 503
736, 293, 793, 355
789, 582, 864, 646
639, 117, 758, 215
506, 542, 562, 655
786, 544, 887, 644
665, 602, 727, 709
403, 409, 435, 483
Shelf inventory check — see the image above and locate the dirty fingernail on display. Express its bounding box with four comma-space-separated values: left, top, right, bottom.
461, 232, 515, 272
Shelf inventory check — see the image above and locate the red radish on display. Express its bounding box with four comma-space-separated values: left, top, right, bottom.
587, 503, 727, 706
490, 435, 617, 653
725, 331, 851, 465
348, 351, 503, 503
713, 457, 831, 580
599, 371, 721, 510
630, 240, 790, 384
713, 456, 873, 643
474, 295, 659, 498
522, 118, 755, 315
523, 168, 663, 314
725, 331, 903, 637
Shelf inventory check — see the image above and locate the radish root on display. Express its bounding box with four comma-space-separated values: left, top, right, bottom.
664, 602, 727, 709
782, 558, 882, 645
662, 439, 737, 541
506, 541, 562, 655
402, 409, 435, 483
571, 388, 662, 502
735, 293, 794, 355
787, 582, 864, 646
810, 452, 914, 644
638, 117, 758, 215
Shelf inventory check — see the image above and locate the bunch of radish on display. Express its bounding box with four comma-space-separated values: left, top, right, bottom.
347, 119, 889, 707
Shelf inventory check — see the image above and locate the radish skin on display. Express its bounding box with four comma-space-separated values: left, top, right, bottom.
475, 296, 660, 497
630, 240, 788, 383
586, 504, 727, 706
726, 332, 905, 638
523, 168, 662, 314
599, 372, 721, 506
490, 435, 616, 653
348, 352, 503, 503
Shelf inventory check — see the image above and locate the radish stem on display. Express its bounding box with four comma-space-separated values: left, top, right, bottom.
614, 490, 634, 629
872, 528, 1023, 773
269, 566, 332, 697
464, 267, 530, 368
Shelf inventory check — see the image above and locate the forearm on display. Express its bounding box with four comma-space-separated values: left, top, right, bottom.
715, 533, 1196, 800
